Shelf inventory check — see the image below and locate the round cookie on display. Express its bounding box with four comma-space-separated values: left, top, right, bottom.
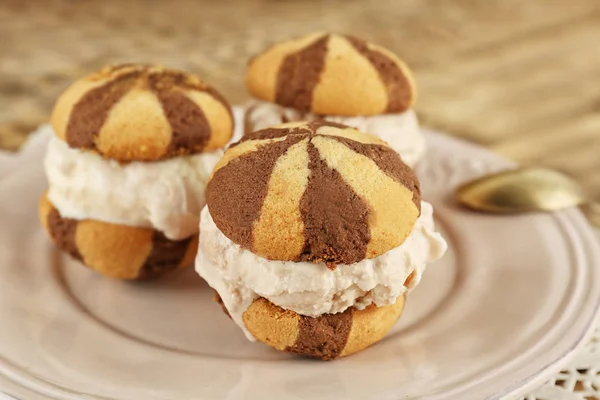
242, 296, 405, 360
39, 193, 198, 280
207, 120, 421, 267
51, 63, 234, 161
246, 33, 416, 116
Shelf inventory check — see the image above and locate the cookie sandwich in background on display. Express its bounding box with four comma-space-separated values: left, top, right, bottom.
40, 63, 234, 280
244, 32, 425, 167
196, 121, 447, 360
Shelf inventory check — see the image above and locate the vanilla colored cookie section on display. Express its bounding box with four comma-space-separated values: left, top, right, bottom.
252, 139, 310, 260
243, 298, 300, 350
95, 88, 172, 160
340, 296, 405, 357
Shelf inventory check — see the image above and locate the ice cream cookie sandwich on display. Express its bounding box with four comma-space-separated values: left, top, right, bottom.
196, 121, 446, 359
40, 64, 234, 279
244, 33, 424, 166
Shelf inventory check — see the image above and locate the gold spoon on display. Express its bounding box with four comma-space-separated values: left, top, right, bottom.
456, 167, 590, 215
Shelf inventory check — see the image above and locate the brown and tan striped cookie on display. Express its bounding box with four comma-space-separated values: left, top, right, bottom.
242, 296, 405, 360
39, 193, 197, 280
51, 63, 234, 162
207, 121, 421, 267
246, 33, 416, 116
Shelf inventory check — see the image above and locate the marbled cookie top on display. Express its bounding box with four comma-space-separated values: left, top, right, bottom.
246, 33, 416, 116
206, 121, 421, 267
51, 64, 234, 161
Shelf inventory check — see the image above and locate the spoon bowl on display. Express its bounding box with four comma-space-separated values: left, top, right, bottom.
456, 167, 587, 213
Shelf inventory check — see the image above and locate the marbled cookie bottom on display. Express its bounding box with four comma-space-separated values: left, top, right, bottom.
39, 193, 198, 280
231, 296, 405, 360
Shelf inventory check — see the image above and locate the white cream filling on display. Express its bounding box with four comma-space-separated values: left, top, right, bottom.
45, 137, 221, 240
195, 201, 447, 341
245, 101, 426, 167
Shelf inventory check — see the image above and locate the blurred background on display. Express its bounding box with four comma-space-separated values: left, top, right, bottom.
1, 0, 599, 195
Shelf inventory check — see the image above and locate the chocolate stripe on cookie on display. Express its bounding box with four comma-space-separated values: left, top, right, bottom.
148, 71, 215, 153
345, 36, 412, 113
147, 70, 233, 123
300, 142, 370, 266
275, 35, 328, 111
153, 89, 211, 154
147, 70, 233, 121
286, 308, 353, 360
138, 231, 194, 280
66, 70, 141, 148
47, 209, 82, 261
332, 136, 421, 210
207, 135, 305, 249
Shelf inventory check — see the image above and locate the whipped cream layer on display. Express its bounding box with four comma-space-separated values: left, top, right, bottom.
45, 137, 221, 240
245, 101, 425, 167
196, 201, 447, 341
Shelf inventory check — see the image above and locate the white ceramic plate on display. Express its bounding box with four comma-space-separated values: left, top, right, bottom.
1, 124, 600, 400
